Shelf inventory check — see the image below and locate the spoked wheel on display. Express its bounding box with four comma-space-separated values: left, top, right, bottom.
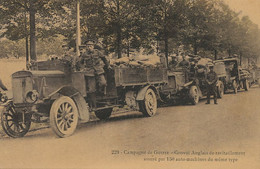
139, 88, 157, 117
217, 81, 224, 98
95, 108, 113, 120
1, 102, 31, 138
189, 85, 199, 105
233, 80, 238, 94
244, 79, 249, 91
50, 96, 79, 138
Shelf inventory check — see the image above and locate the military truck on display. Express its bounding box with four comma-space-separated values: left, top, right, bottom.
1, 59, 167, 138
159, 58, 225, 106
214, 58, 250, 94
159, 67, 200, 105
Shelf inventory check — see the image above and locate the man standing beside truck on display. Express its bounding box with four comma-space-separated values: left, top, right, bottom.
206, 65, 218, 104
79, 39, 110, 110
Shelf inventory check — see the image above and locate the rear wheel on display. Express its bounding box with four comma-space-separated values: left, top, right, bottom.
189, 86, 199, 105
217, 81, 224, 98
95, 108, 113, 120
1, 102, 31, 138
139, 88, 157, 117
50, 96, 79, 138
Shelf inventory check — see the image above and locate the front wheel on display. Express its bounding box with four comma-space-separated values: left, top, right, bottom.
139, 88, 157, 117
1, 102, 31, 138
189, 86, 199, 105
95, 108, 113, 120
50, 96, 79, 138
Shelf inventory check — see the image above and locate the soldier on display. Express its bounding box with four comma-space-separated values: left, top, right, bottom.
79, 40, 110, 110
61, 44, 74, 62
179, 55, 190, 83
205, 65, 218, 104
179, 55, 190, 68
169, 55, 178, 68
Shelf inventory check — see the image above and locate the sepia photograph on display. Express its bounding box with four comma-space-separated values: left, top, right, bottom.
0, 0, 259, 168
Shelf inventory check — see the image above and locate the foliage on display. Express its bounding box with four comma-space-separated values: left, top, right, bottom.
0, 0, 260, 62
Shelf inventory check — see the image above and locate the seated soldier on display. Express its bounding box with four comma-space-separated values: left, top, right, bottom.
179, 55, 190, 82
179, 55, 190, 68
169, 55, 178, 68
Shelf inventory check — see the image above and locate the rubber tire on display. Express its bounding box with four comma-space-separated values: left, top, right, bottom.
217, 81, 224, 98
95, 108, 113, 120
189, 85, 200, 105
244, 79, 249, 91
233, 80, 238, 94
139, 88, 157, 117
1, 103, 31, 138
50, 96, 79, 138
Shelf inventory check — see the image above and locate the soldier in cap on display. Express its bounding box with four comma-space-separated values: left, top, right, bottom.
79, 39, 110, 110
62, 44, 74, 62
179, 55, 190, 83
205, 64, 218, 104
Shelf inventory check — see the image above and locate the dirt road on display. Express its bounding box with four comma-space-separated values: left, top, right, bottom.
0, 87, 259, 169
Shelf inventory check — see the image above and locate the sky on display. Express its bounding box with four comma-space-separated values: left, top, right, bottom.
224, 0, 260, 26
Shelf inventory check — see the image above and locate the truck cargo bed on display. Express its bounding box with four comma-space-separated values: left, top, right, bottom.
114, 67, 168, 87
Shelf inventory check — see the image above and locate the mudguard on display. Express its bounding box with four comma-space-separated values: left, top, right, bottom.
136, 85, 158, 101
50, 86, 89, 123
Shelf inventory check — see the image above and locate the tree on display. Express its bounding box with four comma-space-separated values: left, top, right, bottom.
0, 0, 58, 61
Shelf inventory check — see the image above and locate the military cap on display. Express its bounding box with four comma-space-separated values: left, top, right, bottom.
79, 45, 87, 49
208, 64, 214, 68
84, 39, 96, 46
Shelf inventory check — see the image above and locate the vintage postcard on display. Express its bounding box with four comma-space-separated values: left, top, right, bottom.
0, 0, 259, 169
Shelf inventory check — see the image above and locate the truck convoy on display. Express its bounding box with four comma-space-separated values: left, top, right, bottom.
0, 55, 252, 138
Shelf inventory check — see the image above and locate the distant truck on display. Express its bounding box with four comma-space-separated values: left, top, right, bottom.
159, 67, 200, 105
189, 62, 224, 99
214, 58, 250, 94
158, 60, 224, 106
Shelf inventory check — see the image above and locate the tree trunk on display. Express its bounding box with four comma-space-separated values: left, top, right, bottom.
26, 35, 29, 63
214, 49, 217, 60
164, 7, 168, 68
76, 0, 81, 58
194, 39, 197, 55
116, 0, 122, 58
24, 12, 29, 66
239, 52, 242, 66
116, 24, 122, 58
228, 48, 231, 57
164, 34, 168, 68
127, 37, 130, 57
29, 0, 36, 61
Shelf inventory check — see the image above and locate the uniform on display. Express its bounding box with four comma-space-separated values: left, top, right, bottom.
206, 69, 218, 104
179, 60, 190, 68
80, 49, 109, 93
179, 59, 190, 83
